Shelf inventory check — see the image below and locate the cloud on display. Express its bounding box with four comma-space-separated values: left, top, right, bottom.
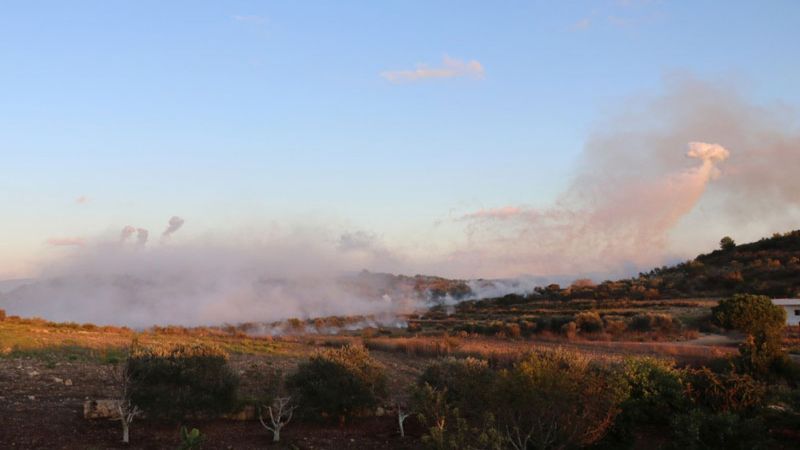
45, 237, 86, 247
75, 196, 89, 204
232, 15, 266, 25
461, 206, 529, 221
381, 56, 485, 83
457, 75, 800, 278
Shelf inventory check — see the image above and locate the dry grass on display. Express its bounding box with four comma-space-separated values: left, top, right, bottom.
0, 316, 295, 361
364, 334, 736, 367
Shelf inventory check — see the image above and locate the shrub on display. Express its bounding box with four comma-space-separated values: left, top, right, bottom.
575, 311, 604, 333
712, 294, 785, 337
684, 367, 766, 413
126, 343, 239, 421
628, 313, 678, 333
713, 294, 787, 376
0, 309, 5, 321
492, 349, 627, 449
669, 410, 771, 450
605, 319, 627, 336
287, 344, 386, 421
417, 357, 494, 420
413, 383, 504, 450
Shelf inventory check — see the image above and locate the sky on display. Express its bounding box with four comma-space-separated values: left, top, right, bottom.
2, 0, 800, 281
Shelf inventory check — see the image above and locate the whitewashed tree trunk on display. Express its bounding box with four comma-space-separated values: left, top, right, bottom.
398, 409, 411, 438
122, 420, 129, 444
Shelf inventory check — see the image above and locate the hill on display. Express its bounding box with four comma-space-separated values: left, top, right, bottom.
532, 230, 800, 301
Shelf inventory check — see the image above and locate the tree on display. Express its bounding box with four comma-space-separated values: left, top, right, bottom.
108, 362, 142, 444
712, 294, 787, 375
256, 368, 296, 443
720, 236, 736, 251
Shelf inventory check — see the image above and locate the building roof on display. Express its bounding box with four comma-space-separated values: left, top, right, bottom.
772, 299, 800, 306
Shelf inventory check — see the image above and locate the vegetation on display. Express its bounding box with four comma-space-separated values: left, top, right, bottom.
126, 343, 239, 421
287, 344, 387, 422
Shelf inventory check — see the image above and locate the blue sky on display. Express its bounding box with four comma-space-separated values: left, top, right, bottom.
1, 1, 799, 278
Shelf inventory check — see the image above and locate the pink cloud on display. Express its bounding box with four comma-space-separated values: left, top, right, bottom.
46, 237, 86, 247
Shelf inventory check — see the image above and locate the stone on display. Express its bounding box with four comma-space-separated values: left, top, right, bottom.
64, 379, 73, 386
84, 399, 120, 419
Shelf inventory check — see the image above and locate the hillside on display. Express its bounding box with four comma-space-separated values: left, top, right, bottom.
533, 230, 800, 301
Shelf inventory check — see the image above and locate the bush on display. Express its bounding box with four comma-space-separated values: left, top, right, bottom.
713, 294, 787, 376
628, 313, 678, 333
712, 294, 785, 336
684, 367, 766, 413
575, 311, 604, 333
669, 410, 771, 450
417, 357, 495, 420
287, 344, 386, 421
126, 343, 239, 421
492, 350, 627, 449
413, 383, 504, 450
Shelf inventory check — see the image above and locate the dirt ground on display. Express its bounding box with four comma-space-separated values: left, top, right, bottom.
0, 351, 429, 450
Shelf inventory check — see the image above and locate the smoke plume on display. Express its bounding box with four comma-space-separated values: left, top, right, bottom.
459, 75, 800, 278
162, 216, 185, 239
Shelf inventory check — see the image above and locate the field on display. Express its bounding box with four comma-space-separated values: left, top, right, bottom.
1, 296, 765, 449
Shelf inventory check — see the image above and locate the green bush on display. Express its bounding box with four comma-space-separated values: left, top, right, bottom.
628, 313, 678, 333
413, 383, 504, 450
669, 410, 771, 450
287, 344, 386, 421
492, 349, 627, 449
713, 294, 787, 376
575, 311, 604, 333
126, 343, 239, 421
417, 357, 495, 420
712, 294, 785, 336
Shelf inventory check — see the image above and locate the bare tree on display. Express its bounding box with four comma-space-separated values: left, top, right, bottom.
259, 396, 296, 442
108, 364, 142, 444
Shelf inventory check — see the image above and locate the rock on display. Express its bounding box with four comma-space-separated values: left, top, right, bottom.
27, 395, 35, 400
223, 404, 256, 421
375, 406, 386, 417
28, 370, 39, 377
64, 379, 73, 386
84, 399, 120, 419
52, 377, 63, 384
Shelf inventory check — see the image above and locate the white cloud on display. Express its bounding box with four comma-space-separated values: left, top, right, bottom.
381, 56, 484, 83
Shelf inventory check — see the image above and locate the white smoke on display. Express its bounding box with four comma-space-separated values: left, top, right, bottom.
120, 226, 137, 242
0, 228, 424, 328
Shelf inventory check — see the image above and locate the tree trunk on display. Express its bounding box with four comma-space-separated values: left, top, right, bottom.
272, 428, 280, 442
122, 421, 129, 444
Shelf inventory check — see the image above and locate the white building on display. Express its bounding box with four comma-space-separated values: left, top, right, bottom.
772, 299, 800, 326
